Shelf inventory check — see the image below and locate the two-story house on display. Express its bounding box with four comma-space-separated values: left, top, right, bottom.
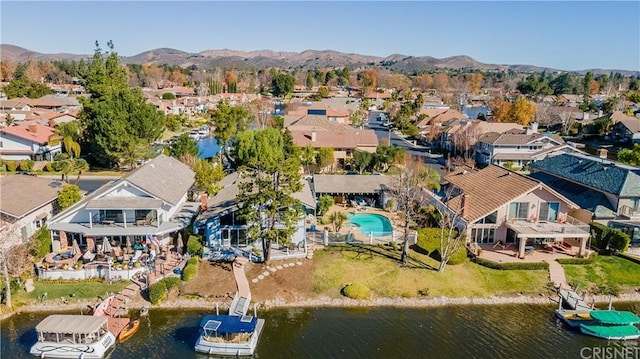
0, 175, 62, 252
529, 152, 640, 249
0, 123, 61, 161
474, 126, 579, 169
610, 112, 640, 143
439, 165, 591, 258
46, 154, 198, 253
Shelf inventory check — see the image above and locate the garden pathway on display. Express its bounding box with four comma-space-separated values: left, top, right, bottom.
547, 259, 568, 289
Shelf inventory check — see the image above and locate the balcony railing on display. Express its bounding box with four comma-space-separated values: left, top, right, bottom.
619, 205, 640, 219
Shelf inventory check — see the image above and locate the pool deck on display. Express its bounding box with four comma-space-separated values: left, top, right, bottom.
321, 205, 402, 244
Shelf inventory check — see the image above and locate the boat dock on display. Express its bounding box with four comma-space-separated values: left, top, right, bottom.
107, 317, 130, 337
559, 287, 593, 311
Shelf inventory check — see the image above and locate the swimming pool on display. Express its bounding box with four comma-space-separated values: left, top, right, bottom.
348, 213, 393, 237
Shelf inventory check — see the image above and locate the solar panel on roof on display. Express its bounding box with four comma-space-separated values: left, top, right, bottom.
240, 315, 253, 323
204, 320, 222, 331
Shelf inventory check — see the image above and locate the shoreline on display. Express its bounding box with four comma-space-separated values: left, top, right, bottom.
3, 291, 640, 320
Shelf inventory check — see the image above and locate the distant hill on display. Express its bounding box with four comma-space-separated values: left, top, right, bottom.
1, 44, 637, 76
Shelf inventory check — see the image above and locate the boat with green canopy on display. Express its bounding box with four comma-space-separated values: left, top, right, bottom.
579, 311, 640, 340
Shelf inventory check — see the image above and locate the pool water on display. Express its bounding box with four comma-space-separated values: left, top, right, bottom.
347, 213, 393, 236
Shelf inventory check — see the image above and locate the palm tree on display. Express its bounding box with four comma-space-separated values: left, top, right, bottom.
73, 158, 89, 184
329, 211, 348, 232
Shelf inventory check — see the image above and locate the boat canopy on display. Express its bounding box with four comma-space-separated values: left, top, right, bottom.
590, 311, 640, 325
36, 315, 108, 334
199, 315, 257, 334
581, 324, 640, 338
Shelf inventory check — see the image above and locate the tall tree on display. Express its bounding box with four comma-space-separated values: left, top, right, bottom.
235, 128, 302, 263
170, 133, 200, 159
315, 147, 334, 173
507, 97, 537, 126
271, 72, 295, 97
387, 156, 441, 265
352, 150, 372, 174
210, 100, 254, 164
80, 41, 165, 168
192, 158, 225, 195
300, 145, 315, 175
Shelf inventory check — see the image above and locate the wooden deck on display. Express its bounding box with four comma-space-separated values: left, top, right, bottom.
107, 317, 130, 337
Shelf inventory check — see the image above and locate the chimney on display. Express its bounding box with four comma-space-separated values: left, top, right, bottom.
48, 119, 56, 128
200, 193, 208, 211
311, 127, 317, 142
461, 194, 470, 218
598, 148, 608, 159
531, 122, 538, 133
28, 124, 37, 133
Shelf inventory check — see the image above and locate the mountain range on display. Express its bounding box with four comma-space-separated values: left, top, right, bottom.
1, 44, 637, 76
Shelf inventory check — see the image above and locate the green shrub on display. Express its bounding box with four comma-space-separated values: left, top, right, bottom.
447, 247, 468, 265
608, 230, 631, 253
44, 163, 54, 172
161, 277, 182, 291
29, 226, 52, 259
342, 282, 371, 300
473, 257, 549, 270
18, 159, 34, 171
186, 235, 203, 256
6, 161, 17, 172
589, 222, 610, 249
557, 252, 598, 265
182, 257, 199, 281
161, 92, 176, 100
148, 281, 167, 304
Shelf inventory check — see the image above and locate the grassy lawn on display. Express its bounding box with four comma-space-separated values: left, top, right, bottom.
312, 244, 549, 299
12, 280, 130, 307
562, 255, 640, 291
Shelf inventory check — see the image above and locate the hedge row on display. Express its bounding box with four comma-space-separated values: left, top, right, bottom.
557, 252, 599, 265
617, 253, 640, 265
473, 257, 549, 270
589, 223, 631, 252
182, 257, 199, 281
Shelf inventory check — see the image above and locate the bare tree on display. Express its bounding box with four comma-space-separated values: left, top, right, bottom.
387, 156, 441, 265
426, 189, 467, 273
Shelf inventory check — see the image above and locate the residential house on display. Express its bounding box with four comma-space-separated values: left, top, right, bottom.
474, 125, 581, 168
0, 123, 61, 161
437, 119, 524, 156
529, 152, 640, 222
0, 176, 62, 252
439, 165, 591, 258
193, 172, 316, 253
287, 100, 352, 124
46, 154, 198, 254
610, 111, 640, 143
290, 126, 378, 169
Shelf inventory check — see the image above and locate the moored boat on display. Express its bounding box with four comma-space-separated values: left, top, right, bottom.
579, 311, 640, 340
194, 315, 265, 356
30, 315, 116, 358
117, 320, 140, 343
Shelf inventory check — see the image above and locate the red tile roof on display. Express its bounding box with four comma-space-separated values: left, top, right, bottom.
0, 123, 56, 144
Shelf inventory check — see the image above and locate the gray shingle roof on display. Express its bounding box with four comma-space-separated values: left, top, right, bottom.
124, 154, 195, 205
0, 175, 63, 218
313, 174, 390, 194
530, 154, 640, 197
528, 172, 617, 218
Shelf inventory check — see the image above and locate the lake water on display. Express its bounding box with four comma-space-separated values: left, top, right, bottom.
198, 136, 221, 160
3, 303, 639, 358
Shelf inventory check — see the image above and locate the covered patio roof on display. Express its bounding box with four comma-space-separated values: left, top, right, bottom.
313, 175, 389, 194
506, 220, 590, 239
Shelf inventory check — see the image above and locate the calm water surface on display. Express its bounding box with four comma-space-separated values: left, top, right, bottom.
2, 304, 639, 359
197, 136, 221, 160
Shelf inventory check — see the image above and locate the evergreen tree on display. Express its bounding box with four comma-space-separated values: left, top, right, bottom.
80, 41, 165, 168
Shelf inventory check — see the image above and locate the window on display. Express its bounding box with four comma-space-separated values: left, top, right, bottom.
471, 228, 495, 244
508, 202, 529, 220
477, 211, 497, 224
539, 202, 559, 221
135, 209, 151, 221
100, 210, 121, 222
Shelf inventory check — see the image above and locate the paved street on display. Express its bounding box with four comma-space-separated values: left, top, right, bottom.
366, 111, 445, 177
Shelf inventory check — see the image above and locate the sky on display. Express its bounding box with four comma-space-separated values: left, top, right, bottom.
1, 1, 639, 71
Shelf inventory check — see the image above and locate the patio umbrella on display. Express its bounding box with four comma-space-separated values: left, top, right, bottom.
102, 238, 113, 255
176, 233, 184, 255
86, 237, 95, 253
59, 231, 68, 249
72, 239, 81, 256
